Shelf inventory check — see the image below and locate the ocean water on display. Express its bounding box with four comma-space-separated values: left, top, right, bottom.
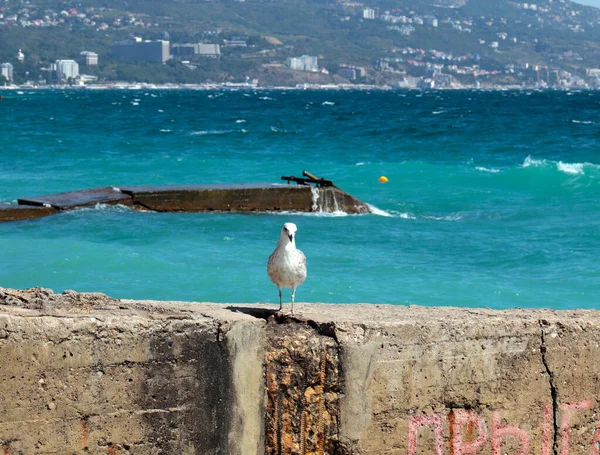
0, 88, 598, 309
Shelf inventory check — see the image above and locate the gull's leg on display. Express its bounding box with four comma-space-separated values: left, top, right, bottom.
291, 286, 296, 315
278, 286, 283, 311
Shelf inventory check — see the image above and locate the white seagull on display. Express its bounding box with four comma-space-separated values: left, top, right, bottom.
267, 222, 307, 314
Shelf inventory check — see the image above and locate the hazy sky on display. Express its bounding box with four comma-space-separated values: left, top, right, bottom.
572, 0, 600, 7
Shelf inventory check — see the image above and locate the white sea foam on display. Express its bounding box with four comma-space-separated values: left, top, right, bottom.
522, 155, 545, 168
236, 119, 246, 123
71, 203, 134, 214
269, 210, 350, 217
259, 96, 273, 101
160, 129, 172, 133
366, 204, 416, 219
557, 161, 585, 175
424, 213, 463, 221
322, 101, 335, 106
355, 162, 366, 166
475, 166, 501, 173
310, 186, 320, 212
190, 129, 232, 136
366, 204, 393, 217
432, 110, 445, 115
524, 155, 597, 176
572, 120, 593, 124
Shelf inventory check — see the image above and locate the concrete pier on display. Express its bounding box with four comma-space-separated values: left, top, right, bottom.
0, 183, 371, 222
18, 187, 133, 210
120, 184, 370, 214
1, 288, 599, 454
0, 203, 57, 222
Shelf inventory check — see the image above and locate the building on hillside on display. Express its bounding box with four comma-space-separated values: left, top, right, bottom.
79, 74, 98, 84
171, 44, 196, 57
55, 59, 79, 81
80, 51, 98, 66
363, 7, 376, 19
111, 37, 170, 63
17, 49, 24, 62
286, 55, 318, 72
198, 44, 220, 58
171, 43, 221, 58
338, 64, 366, 80
435, 73, 453, 87
1, 63, 14, 82
225, 39, 247, 47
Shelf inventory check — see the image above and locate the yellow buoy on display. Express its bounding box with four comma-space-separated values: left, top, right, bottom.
379, 176, 389, 183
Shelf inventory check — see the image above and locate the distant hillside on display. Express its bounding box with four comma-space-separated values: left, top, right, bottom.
1, 0, 600, 86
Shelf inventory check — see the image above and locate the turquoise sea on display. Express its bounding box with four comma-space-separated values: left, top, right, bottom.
1, 88, 598, 309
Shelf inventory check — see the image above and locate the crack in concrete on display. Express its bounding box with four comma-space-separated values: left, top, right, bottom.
539, 319, 559, 455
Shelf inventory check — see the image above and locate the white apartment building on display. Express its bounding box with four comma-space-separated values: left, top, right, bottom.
286, 55, 318, 72
1, 63, 14, 82
363, 7, 376, 19
55, 59, 80, 81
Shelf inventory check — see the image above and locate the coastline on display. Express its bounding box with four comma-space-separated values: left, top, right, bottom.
0, 81, 587, 91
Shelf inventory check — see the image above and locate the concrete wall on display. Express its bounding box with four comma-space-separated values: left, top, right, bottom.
1, 288, 599, 455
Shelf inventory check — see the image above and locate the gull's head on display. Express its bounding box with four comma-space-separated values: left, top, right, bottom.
281, 222, 298, 243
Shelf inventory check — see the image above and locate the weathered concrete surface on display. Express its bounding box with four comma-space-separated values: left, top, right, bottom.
0, 203, 57, 222
290, 303, 600, 455
0, 288, 265, 455
2, 291, 600, 455
121, 184, 371, 214
18, 187, 133, 210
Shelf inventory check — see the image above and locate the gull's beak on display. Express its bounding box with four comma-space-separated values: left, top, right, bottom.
288, 234, 293, 242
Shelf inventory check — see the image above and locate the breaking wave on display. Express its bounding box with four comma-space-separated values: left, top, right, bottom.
522, 155, 600, 176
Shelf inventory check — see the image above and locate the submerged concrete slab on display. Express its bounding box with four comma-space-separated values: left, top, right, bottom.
2, 180, 372, 223
18, 187, 133, 210
0, 203, 57, 222
121, 183, 370, 213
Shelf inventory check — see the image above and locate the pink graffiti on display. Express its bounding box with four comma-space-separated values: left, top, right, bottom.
542, 402, 553, 455
408, 414, 444, 455
450, 409, 488, 455
491, 411, 530, 455
407, 401, 597, 455
560, 401, 592, 455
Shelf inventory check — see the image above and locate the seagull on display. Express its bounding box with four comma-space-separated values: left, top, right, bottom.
267, 222, 307, 314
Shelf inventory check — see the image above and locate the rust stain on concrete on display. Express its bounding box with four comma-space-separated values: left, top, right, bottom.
80, 417, 91, 449
264, 319, 341, 455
